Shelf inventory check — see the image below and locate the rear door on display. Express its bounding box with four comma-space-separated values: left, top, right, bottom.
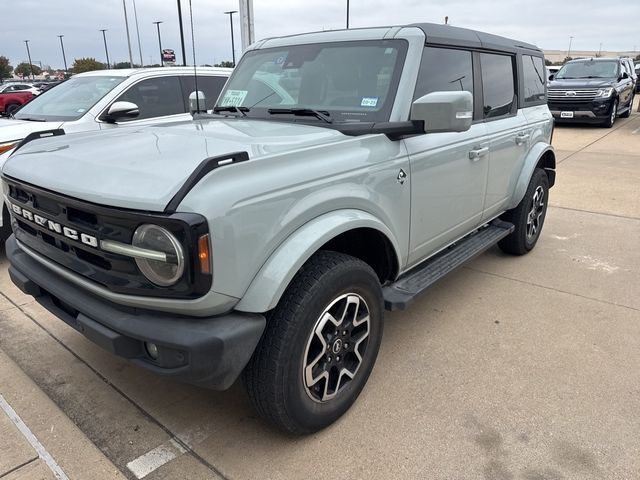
404, 46, 488, 267
479, 52, 528, 220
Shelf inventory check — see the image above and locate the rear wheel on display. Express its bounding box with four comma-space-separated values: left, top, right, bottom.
620, 93, 633, 118
4, 103, 20, 116
498, 168, 549, 255
243, 251, 383, 434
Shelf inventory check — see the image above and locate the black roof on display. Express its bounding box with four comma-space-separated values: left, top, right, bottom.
411, 22, 542, 55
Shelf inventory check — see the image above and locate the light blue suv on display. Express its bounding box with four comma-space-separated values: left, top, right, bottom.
3, 23, 555, 434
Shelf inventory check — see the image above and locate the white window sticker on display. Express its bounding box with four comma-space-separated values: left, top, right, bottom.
221, 90, 248, 107
361, 97, 378, 107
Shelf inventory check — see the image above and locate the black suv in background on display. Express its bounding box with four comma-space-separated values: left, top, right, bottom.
548, 57, 634, 127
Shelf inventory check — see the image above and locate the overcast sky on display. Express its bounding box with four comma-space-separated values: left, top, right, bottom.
1, 0, 638, 70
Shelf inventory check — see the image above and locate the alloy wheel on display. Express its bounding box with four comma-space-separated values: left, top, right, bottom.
526, 185, 545, 240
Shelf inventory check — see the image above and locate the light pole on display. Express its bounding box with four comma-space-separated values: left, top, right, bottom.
567, 36, 574, 59
176, 0, 187, 66
153, 21, 164, 66
24, 40, 34, 80
346, 0, 350, 29
132, 0, 144, 66
57, 35, 68, 76
100, 30, 111, 68
224, 10, 237, 66
122, 0, 134, 67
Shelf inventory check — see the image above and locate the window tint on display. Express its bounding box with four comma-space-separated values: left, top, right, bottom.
115, 76, 185, 121
480, 53, 515, 118
414, 47, 474, 101
180, 75, 228, 110
522, 55, 545, 104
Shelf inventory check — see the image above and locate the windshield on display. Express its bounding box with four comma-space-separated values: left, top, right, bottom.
14, 75, 125, 121
216, 40, 408, 123
556, 60, 619, 79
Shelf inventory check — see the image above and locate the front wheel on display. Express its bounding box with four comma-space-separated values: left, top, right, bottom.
602, 99, 618, 128
498, 168, 549, 255
243, 251, 383, 434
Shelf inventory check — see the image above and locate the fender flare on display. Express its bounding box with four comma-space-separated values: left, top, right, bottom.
235, 209, 403, 313
507, 142, 555, 210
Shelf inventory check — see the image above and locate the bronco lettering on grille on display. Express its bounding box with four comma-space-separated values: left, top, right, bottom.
9, 202, 98, 248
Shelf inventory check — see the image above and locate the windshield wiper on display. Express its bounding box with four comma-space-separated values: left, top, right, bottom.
267, 108, 332, 124
16, 117, 46, 122
213, 106, 249, 117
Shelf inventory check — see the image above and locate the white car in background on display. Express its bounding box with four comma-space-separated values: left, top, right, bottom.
0, 83, 41, 96
0, 66, 232, 234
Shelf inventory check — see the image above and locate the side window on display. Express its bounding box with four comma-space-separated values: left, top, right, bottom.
114, 76, 185, 121
522, 55, 546, 105
480, 53, 515, 119
180, 75, 228, 110
414, 47, 474, 103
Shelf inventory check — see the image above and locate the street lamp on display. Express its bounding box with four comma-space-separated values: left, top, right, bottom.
346, 0, 350, 29
176, 0, 187, 66
100, 29, 111, 69
57, 35, 68, 76
223, 10, 237, 66
132, 0, 144, 67
153, 21, 164, 66
23, 40, 34, 80
122, 0, 134, 67
567, 36, 574, 59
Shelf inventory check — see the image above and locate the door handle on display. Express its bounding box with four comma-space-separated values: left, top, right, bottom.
515, 133, 530, 145
469, 146, 489, 161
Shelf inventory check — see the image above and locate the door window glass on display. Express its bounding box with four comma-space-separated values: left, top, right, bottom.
522, 55, 545, 104
115, 76, 185, 121
414, 47, 474, 103
480, 53, 515, 118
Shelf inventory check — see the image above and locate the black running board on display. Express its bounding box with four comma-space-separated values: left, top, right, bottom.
383, 220, 514, 311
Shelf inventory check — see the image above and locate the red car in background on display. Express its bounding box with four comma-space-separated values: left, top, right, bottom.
0, 91, 34, 116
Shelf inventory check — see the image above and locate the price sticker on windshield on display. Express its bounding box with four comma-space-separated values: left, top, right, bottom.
221, 90, 248, 107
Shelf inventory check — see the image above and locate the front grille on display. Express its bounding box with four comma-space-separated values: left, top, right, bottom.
5, 178, 211, 298
548, 89, 600, 100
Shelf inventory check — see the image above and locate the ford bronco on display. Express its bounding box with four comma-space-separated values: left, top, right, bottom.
3, 23, 555, 434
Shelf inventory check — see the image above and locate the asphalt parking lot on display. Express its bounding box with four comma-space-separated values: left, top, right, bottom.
1, 101, 639, 480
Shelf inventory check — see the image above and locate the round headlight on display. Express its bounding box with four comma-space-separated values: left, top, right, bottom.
132, 224, 185, 286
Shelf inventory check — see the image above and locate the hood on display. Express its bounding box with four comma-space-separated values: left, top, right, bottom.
548, 78, 615, 89
2, 118, 346, 212
0, 118, 64, 144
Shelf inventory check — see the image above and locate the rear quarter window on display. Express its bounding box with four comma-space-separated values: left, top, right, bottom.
522, 55, 546, 106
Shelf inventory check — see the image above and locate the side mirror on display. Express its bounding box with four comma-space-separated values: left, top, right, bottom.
104, 101, 139, 122
548, 74, 555, 81
189, 91, 206, 113
621, 72, 629, 80
410, 91, 473, 134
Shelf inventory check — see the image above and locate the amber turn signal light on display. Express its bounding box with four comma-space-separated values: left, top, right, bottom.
198, 234, 211, 274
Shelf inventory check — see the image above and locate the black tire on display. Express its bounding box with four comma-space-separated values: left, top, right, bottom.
498, 168, 549, 255
243, 250, 384, 434
0, 205, 11, 243
4, 103, 20, 115
602, 99, 618, 128
620, 94, 633, 118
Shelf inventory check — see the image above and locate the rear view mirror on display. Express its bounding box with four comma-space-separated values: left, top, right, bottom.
189, 91, 206, 113
410, 91, 473, 133
104, 101, 139, 122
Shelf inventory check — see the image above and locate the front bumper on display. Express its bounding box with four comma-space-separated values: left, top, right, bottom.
548, 98, 614, 123
6, 235, 265, 390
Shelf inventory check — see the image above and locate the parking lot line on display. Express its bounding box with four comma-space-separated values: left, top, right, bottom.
0, 393, 69, 480
126, 437, 187, 479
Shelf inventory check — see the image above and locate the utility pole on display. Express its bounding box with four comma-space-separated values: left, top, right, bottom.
57, 35, 68, 76
100, 29, 111, 68
567, 36, 574, 59
176, 0, 187, 66
153, 21, 164, 66
122, 0, 134, 67
239, 0, 255, 51
598, 42, 602, 56
346, 0, 350, 29
224, 10, 237, 66
24, 40, 34, 80
132, 0, 144, 66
